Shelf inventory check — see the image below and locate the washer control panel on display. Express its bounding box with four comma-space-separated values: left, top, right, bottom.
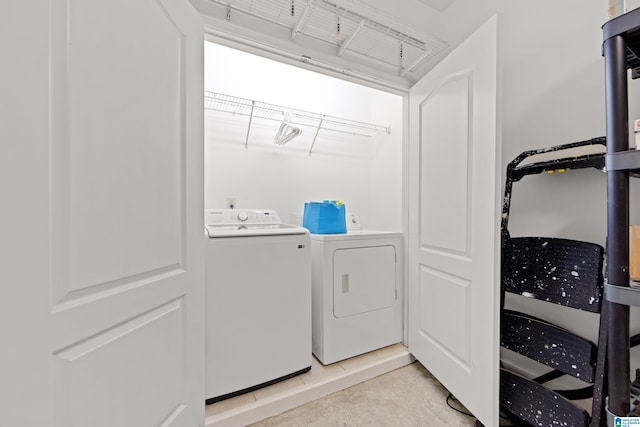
205, 209, 281, 225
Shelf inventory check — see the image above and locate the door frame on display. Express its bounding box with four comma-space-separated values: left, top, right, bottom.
198, 9, 501, 425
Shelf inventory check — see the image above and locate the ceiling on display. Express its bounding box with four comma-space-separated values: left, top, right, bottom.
192, 0, 453, 91
417, 0, 457, 12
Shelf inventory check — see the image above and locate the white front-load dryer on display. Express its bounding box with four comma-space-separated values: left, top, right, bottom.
310, 230, 403, 365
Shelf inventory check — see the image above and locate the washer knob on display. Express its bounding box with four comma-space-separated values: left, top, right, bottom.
237, 212, 249, 222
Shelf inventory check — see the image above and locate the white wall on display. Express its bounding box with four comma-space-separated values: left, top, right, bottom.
204, 42, 403, 230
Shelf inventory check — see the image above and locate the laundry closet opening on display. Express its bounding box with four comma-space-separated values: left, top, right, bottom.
204, 41, 403, 231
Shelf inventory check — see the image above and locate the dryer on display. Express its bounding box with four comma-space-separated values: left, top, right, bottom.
310, 217, 403, 365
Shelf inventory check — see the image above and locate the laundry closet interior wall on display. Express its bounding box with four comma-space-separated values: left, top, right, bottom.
204, 42, 403, 230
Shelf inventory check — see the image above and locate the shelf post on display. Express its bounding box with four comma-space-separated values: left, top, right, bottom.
604, 32, 631, 419
245, 100, 255, 149
308, 115, 325, 156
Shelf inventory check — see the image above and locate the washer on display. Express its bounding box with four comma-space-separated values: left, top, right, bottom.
204, 209, 311, 404
310, 214, 403, 365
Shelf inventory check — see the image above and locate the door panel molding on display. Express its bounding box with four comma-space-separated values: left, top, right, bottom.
418, 71, 473, 257
52, 265, 186, 310
418, 265, 471, 368
53, 299, 186, 427
49, 0, 189, 306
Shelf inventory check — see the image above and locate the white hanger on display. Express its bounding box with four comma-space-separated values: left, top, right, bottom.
273, 113, 302, 145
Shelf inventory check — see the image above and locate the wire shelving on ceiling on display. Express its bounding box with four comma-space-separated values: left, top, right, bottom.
207, 0, 449, 77
204, 91, 390, 154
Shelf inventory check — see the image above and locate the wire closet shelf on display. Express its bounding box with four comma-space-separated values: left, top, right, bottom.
207, 0, 449, 77
204, 91, 390, 154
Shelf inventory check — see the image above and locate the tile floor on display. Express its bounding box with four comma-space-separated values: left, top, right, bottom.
204, 344, 480, 427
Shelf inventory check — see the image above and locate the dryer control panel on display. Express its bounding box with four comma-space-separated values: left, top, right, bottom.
346, 213, 362, 230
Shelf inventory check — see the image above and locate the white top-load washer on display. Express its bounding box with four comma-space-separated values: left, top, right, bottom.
310, 213, 403, 365
204, 209, 311, 404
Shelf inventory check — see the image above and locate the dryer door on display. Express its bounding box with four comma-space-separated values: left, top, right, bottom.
333, 245, 396, 318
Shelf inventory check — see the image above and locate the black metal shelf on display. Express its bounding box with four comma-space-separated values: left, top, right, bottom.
602, 8, 640, 424
606, 281, 640, 306
603, 7, 640, 79
606, 148, 640, 173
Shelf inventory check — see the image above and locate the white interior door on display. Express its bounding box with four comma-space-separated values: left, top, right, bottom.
408, 15, 501, 427
1, 1, 204, 426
